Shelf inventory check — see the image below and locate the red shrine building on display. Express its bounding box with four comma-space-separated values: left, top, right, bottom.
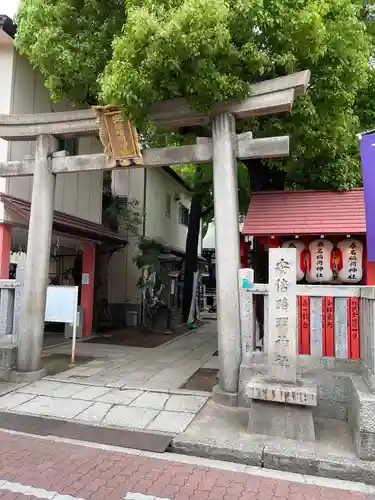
241, 188, 369, 359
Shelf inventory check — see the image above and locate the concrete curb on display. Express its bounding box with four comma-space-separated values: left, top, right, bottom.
171, 437, 375, 486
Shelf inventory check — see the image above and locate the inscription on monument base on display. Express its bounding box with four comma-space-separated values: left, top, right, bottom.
268, 248, 297, 384
246, 374, 318, 407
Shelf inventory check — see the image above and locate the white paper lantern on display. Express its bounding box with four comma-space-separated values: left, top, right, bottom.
306, 239, 334, 283
281, 240, 306, 281
336, 239, 363, 284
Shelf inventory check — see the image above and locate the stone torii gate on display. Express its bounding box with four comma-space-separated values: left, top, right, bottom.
0, 70, 310, 400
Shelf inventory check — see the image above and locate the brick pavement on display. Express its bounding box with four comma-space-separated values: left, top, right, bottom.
0, 430, 371, 500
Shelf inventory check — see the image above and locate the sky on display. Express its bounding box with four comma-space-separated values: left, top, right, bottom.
0, 0, 19, 18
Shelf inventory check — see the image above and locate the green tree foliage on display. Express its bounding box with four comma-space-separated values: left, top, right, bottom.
15, 0, 125, 104
16, 0, 375, 190
99, 0, 368, 128
355, 68, 375, 133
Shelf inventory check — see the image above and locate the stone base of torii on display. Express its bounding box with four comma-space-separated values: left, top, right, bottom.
0, 71, 310, 402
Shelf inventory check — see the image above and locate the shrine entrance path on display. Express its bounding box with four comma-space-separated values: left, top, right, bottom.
44, 320, 218, 390
0, 429, 371, 500
0, 322, 217, 437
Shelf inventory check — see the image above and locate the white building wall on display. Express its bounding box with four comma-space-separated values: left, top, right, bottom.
0, 38, 14, 220
109, 167, 195, 308
203, 221, 245, 250
203, 222, 216, 250
0, 42, 13, 160
3, 49, 103, 224
145, 168, 190, 251
109, 168, 145, 306
53, 136, 103, 223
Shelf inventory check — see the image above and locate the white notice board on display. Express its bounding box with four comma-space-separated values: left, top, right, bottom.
45, 286, 78, 324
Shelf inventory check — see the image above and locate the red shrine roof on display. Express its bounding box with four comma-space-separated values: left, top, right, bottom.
241, 188, 366, 236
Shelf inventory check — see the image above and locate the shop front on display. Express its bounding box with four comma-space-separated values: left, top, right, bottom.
0, 193, 127, 339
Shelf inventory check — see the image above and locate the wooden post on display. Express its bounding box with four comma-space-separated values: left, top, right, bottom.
212, 113, 241, 395
17, 135, 57, 374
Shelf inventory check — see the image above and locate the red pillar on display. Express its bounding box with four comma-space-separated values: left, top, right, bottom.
0, 224, 11, 279
81, 241, 96, 337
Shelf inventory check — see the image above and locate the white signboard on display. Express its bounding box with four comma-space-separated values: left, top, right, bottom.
45, 286, 78, 324
45, 285, 79, 365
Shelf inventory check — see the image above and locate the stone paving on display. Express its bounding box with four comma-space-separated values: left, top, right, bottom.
0, 430, 372, 499
0, 380, 209, 434
44, 323, 217, 390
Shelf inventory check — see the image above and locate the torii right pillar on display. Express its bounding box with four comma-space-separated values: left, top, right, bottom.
208, 73, 311, 405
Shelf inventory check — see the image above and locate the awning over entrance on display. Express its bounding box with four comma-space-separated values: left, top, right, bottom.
242, 188, 366, 236
162, 244, 206, 263
0, 193, 127, 244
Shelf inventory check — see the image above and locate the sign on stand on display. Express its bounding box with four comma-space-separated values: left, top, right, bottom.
45, 286, 79, 365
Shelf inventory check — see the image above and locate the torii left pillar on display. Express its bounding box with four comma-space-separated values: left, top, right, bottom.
17, 135, 58, 376
212, 113, 242, 405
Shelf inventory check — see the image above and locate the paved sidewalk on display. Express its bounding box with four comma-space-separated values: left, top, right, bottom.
0, 381, 209, 434
45, 323, 217, 390
0, 430, 372, 500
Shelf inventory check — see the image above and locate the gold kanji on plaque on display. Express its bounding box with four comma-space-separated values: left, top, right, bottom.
93, 105, 143, 168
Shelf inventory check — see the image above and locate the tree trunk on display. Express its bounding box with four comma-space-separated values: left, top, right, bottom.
244, 159, 286, 192
182, 191, 203, 322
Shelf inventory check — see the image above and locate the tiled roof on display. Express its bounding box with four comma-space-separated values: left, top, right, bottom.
242, 188, 366, 236
0, 193, 127, 244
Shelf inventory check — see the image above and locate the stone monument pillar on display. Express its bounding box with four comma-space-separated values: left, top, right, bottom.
246, 248, 317, 441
